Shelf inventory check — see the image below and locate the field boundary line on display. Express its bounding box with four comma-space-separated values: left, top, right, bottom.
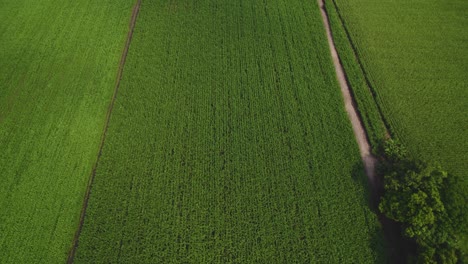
66, 0, 142, 262
317, 0, 378, 190
327, 0, 392, 138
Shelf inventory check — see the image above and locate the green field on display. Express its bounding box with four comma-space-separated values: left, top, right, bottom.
325, 0, 468, 177
0, 0, 134, 262
2, 0, 465, 262
321, 0, 388, 149
74, 0, 384, 262
325, 0, 468, 255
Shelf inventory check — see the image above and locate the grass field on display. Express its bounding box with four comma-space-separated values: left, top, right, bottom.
325, 0, 468, 177
0, 0, 135, 262
74, 0, 385, 262
325, 0, 468, 255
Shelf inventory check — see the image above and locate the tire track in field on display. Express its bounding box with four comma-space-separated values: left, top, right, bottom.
317, 0, 378, 190
328, 0, 392, 139
67, 0, 141, 262
318, 4, 409, 262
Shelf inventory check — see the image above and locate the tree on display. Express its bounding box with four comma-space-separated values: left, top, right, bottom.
378, 139, 464, 263
379, 162, 447, 243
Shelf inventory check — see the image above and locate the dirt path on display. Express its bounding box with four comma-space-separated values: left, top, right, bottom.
66, 0, 141, 262
317, 0, 378, 189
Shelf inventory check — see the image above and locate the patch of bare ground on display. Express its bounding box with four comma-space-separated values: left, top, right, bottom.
317, 0, 406, 263
317, 0, 377, 190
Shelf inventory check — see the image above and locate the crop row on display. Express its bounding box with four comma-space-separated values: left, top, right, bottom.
75, 0, 385, 263
0, 0, 135, 262
328, 0, 468, 179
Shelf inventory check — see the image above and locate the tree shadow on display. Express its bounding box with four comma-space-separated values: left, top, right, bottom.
350, 161, 407, 264
350, 161, 378, 212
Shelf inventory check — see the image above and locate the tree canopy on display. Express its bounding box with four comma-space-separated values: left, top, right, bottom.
379, 139, 467, 264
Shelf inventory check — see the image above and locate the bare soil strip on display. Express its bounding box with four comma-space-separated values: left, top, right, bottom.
317, 0, 378, 189
67, 0, 142, 262
327, 0, 391, 138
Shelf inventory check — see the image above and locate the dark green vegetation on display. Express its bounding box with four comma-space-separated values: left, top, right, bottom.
0, 0, 135, 262
75, 0, 385, 262
379, 140, 467, 263
325, 0, 468, 258
324, 0, 467, 182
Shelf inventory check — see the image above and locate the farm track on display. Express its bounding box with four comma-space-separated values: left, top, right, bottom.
66, 0, 142, 262
317, 0, 378, 190
328, 0, 391, 139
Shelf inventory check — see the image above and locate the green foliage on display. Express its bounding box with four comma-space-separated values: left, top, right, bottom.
382, 139, 408, 163
441, 174, 468, 263
74, 0, 385, 262
442, 175, 468, 238
0, 0, 136, 262
379, 140, 464, 263
379, 162, 447, 241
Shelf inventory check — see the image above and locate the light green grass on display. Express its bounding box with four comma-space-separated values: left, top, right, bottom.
0, 0, 134, 262
75, 0, 385, 262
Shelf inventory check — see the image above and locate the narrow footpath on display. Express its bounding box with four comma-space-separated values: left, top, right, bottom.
317, 0, 378, 189
67, 0, 142, 262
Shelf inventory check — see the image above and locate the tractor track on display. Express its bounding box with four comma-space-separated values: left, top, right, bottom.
66, 0, 141, 262
317, 0, 378, 190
